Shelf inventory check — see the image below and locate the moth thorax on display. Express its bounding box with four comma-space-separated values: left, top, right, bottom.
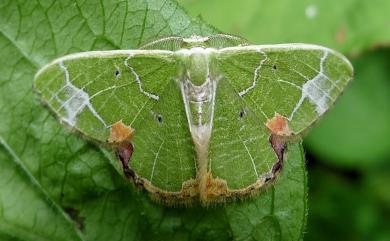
186, 49, 210, 86
184, 80, 214, 127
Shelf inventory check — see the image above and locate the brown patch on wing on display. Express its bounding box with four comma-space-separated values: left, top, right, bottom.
181, 179, 199, 199
269, 134, 287, 175
108, 120, 134, 144
266, 113, 289, 174
116, 143, 137, 180
266, 113, 292, 136
205, 172, 228, 197
109, 122, 139, 185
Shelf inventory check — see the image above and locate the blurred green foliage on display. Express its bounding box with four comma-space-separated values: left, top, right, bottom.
179, 0, 390, 240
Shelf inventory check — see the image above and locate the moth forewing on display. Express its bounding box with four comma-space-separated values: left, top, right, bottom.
217, 44, 353, 135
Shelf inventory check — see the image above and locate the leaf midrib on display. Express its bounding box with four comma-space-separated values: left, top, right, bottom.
0, 136, 85, 241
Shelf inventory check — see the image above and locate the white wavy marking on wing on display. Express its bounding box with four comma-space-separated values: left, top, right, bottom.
288, 50, 331, 120
125, 56, 159, 100
238, 50, 268, 97
89, 83, 132, 100
56, 62, 107, 127
289, 68, 336, 102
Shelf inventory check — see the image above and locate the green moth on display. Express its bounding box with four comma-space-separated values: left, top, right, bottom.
34, 34, 353, 206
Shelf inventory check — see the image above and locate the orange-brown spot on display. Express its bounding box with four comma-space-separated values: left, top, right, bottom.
266, 113, 292, 136
108, 120, 134, 143
205, 172, 228, 197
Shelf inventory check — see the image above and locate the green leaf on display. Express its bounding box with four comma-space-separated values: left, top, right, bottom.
0, 0, 308, 240
305, 48, 390, 167
0, 138, 83, 241
178, 0, 390, 55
